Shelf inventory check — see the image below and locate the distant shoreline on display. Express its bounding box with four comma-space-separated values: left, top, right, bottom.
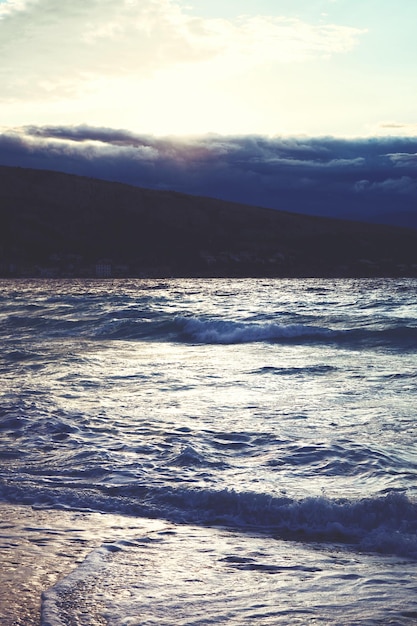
1, 273, 417, 280
2, 165, 417, 279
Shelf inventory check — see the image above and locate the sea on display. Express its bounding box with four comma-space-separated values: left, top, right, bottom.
0, 277, 416, 625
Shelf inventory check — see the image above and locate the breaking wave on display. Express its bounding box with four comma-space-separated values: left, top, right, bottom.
1, 479, 416, 560
91, 315, 417, 349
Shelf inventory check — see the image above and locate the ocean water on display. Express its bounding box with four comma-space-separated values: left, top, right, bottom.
0, 277, 417, 625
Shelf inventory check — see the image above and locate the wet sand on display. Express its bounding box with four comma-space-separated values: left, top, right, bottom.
0, 503, 158, 626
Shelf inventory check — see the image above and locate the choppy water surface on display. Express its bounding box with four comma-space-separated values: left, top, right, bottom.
1, 278, 416, 625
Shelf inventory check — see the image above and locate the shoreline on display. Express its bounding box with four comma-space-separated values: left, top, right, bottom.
0, 503, 160, 626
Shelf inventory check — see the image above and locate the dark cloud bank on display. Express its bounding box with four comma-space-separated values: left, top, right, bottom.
1, 125, 417, 228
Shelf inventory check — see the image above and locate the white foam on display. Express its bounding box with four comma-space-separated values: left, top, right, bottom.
177, 316, 331, 344
41, 522, 417, 626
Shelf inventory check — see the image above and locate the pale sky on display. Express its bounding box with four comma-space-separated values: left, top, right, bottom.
1, 0, 417, 137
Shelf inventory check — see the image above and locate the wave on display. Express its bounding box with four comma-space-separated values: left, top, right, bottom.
1, 479, 416, 560
91, 315, 336, 344
11, 313, 331, 344
255, 365, 337, 376
2, 309, 417, 349
176, 318, 417, 349
175, 317, 333, 344
3, 349, 44, 362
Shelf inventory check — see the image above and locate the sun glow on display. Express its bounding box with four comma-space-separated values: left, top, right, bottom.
0, 0, 367, 137
0, 0, 416, 138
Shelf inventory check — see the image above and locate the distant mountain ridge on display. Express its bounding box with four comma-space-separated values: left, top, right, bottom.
1, 165, 417, 277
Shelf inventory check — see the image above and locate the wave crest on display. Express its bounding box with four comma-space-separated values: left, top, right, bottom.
1, 479, 416, 559
176, 317, 331, 344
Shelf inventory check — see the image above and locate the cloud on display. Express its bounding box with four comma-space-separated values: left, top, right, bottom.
0, 0, 206, 99
0, 0, 365, 101
377, 122, 417, 136
1, 125, 417, 227
357, 176, 417, 196
387, 152, 417, 167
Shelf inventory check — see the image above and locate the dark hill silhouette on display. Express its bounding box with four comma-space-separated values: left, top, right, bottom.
1, 165, 416, 277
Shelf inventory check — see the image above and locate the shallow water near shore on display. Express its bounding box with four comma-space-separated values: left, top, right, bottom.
1, 278, 416, 624
0, 504, 154, 625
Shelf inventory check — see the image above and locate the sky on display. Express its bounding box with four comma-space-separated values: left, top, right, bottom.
0, 0, 417, 226
1, 0, 417, 136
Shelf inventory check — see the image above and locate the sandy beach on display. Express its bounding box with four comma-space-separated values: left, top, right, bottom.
0, 503, 158, 625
